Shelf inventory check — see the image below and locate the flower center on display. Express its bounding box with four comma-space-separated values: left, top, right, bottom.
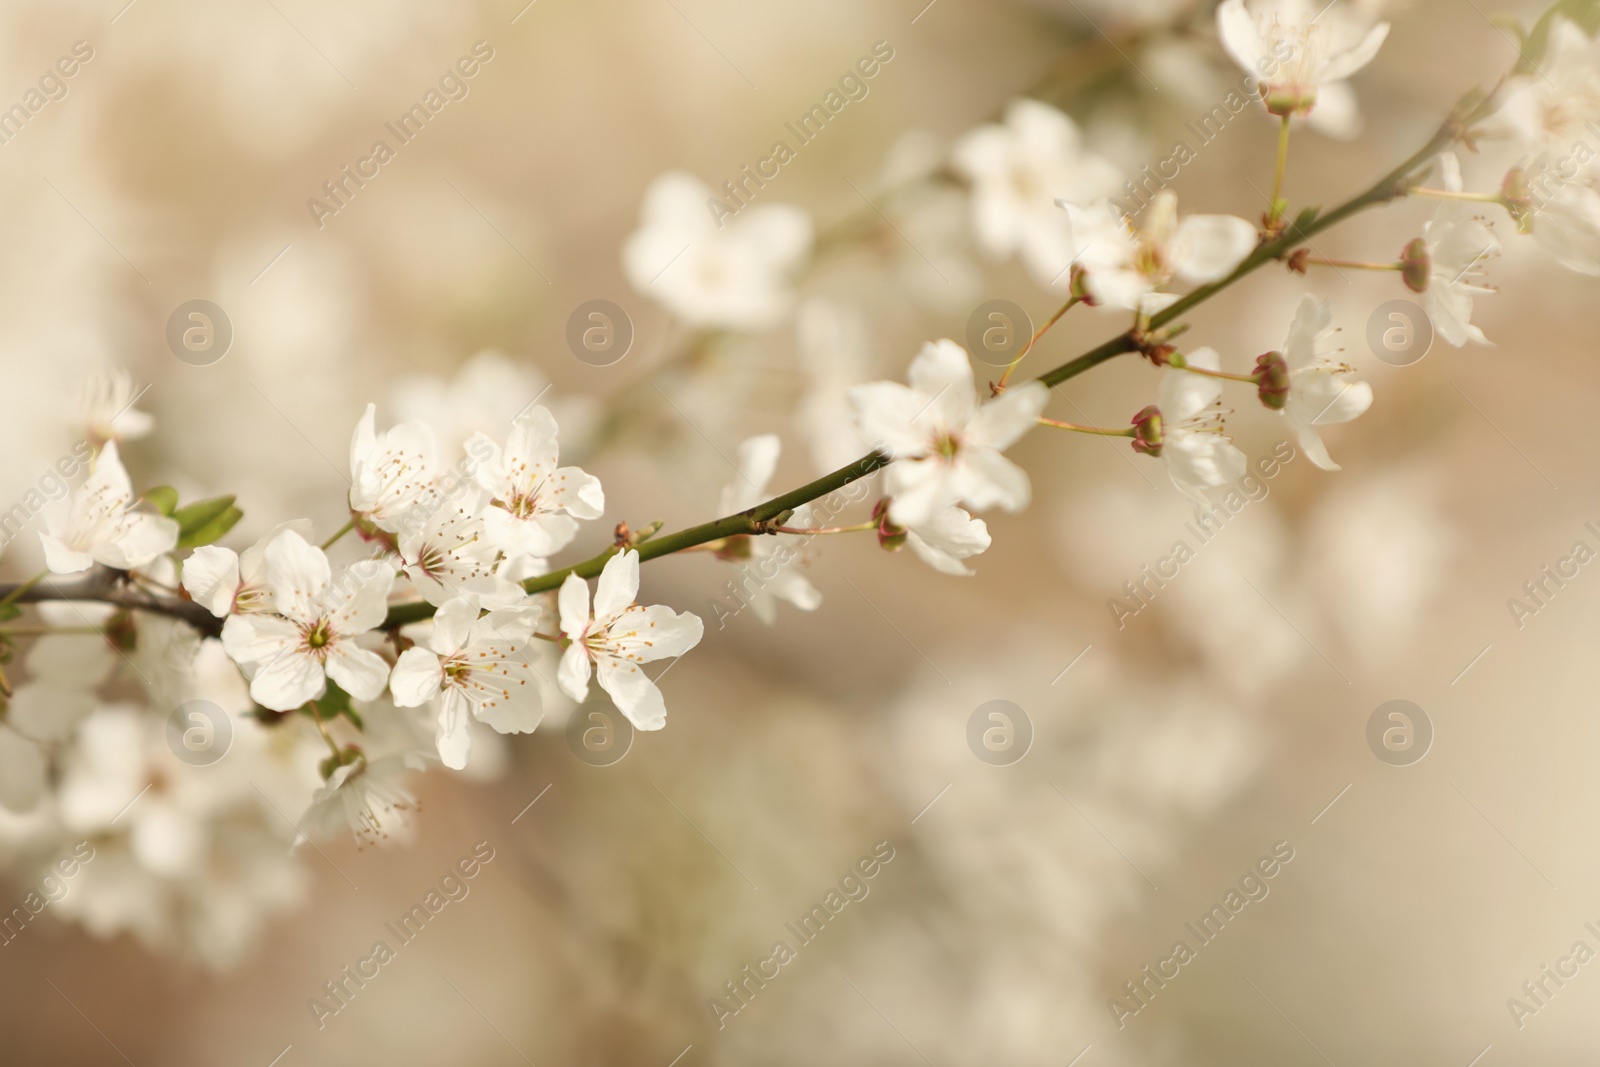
305, 619, 334, 651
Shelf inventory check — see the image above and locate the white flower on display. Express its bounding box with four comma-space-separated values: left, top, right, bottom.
1276, 296, 1373, 470
1062, 191, 1258, 311
220, 530, 395, 711
904, 505, 992, 577
390, 596, 545, 769
396, 498, 521, 608
467, 406, 604, 563
296, 751, 423, 848
718, 435, 821, 624
952, 98, 1122, 288
556, 550, 704, 731
348, 404, 442, 536
181, 520, 314, 617
1156, 348, 1249, 503
39, 441, 179, 574
1528, 179, 1600, 275
1419, 155, 1498, 347
848, 340, 1049, 528
1493, 17, 1600, 163
623, 171, 812, 330
1217, 0, 1389, 126
82, 369, 153, 445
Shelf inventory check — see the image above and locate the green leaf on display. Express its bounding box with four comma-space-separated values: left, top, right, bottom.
0, 603, 20, 623
300, 679, 365, 730
173, 495, 237, 536
142, 486, 179, 516
176, 505, 243, 549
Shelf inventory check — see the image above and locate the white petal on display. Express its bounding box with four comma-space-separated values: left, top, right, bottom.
885, 458, 957, 528
1170, 215, 1258, 283
557, 642, 591, 702
969, 381, 1048, 451
596, 659, 668, 731
907, 340, 978, 430
849, 382, 936, 458
99, 513, 179, 570
473, 682, 543, 735
220, 613, 299, 669
326, 560, 395, 636
40, 534, 94, 575
1320, 21, 1390, 83
606, 604, 704, 661
593, 550, 639, 623
182, 546, 241, 617
1161, 349, 1225, 423
1216, 0, 1266, 73
435, 689, 474, 770
952, 448, 1032, 513
390, 647, 443, 707
428, 595, 479, 655
325, 643, 391, 701
263, 529, 331, 625
558, 572, 590, 638
249, 647, 326, 711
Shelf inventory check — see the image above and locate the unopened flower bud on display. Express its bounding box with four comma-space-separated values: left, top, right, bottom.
1255, 351, 1290, 410
1131, 405, 1163, 457
1399, 237, 1431, 293
1286, 248, 1311, 275
872, 498, 907, 551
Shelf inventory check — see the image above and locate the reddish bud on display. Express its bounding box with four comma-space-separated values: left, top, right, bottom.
1400, 238, 1431, 294
1255, 351, 1290, 410
1131, 405, 1164, 457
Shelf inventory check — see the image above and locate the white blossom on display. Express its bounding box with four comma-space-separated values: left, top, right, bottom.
390, 596, 545, 769
1061, 191, 1258, 312
348, 404, 442, 536
1492, 16, 1600, 164
952, 98, 1122, 288
39, 441, 179, 574
181, 520, 314, 617
1276, 296, 1373, 470
905, 505, 992, 577
623, 171, 812, 330
1420, 155, 1498, 347
849, 340, 1049, 527
295, 751, 424, 848
220, 530, 395, 711
1158, 348, 1249, 503
467, 406, 604, 564
556, 550, 704, 731
1217, 0, 1389, 130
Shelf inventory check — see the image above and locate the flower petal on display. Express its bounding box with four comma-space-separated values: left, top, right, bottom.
593, 550, 640, 623
182, 546, 241, 617
390, 647, 443, 707
596, 658, 668, 731
1171, 214, 1258, 284
325, 643, 391, 702
557, 642, 591, 702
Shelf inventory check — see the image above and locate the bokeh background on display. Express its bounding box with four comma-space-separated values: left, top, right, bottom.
0, 0, 1597, 1063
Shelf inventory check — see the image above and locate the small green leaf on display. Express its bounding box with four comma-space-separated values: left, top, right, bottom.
173, 495, 237, 536
176, 505, 243, 549
142, 486, 179, 516
0, 603, 22, 623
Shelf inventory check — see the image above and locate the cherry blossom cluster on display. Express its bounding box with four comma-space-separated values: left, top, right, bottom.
0, 0, 1592, 969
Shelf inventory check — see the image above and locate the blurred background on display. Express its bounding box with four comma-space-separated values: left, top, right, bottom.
0, 0, 1597, 1063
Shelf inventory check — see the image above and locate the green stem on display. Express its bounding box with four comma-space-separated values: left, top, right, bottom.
1038, 417, 1135, 437
321, 519, 356, 550
1302, 257, 1404, 272
1271, 113, 1292, 225
770, 521, 877, 536
1410, 187, 1501, 204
